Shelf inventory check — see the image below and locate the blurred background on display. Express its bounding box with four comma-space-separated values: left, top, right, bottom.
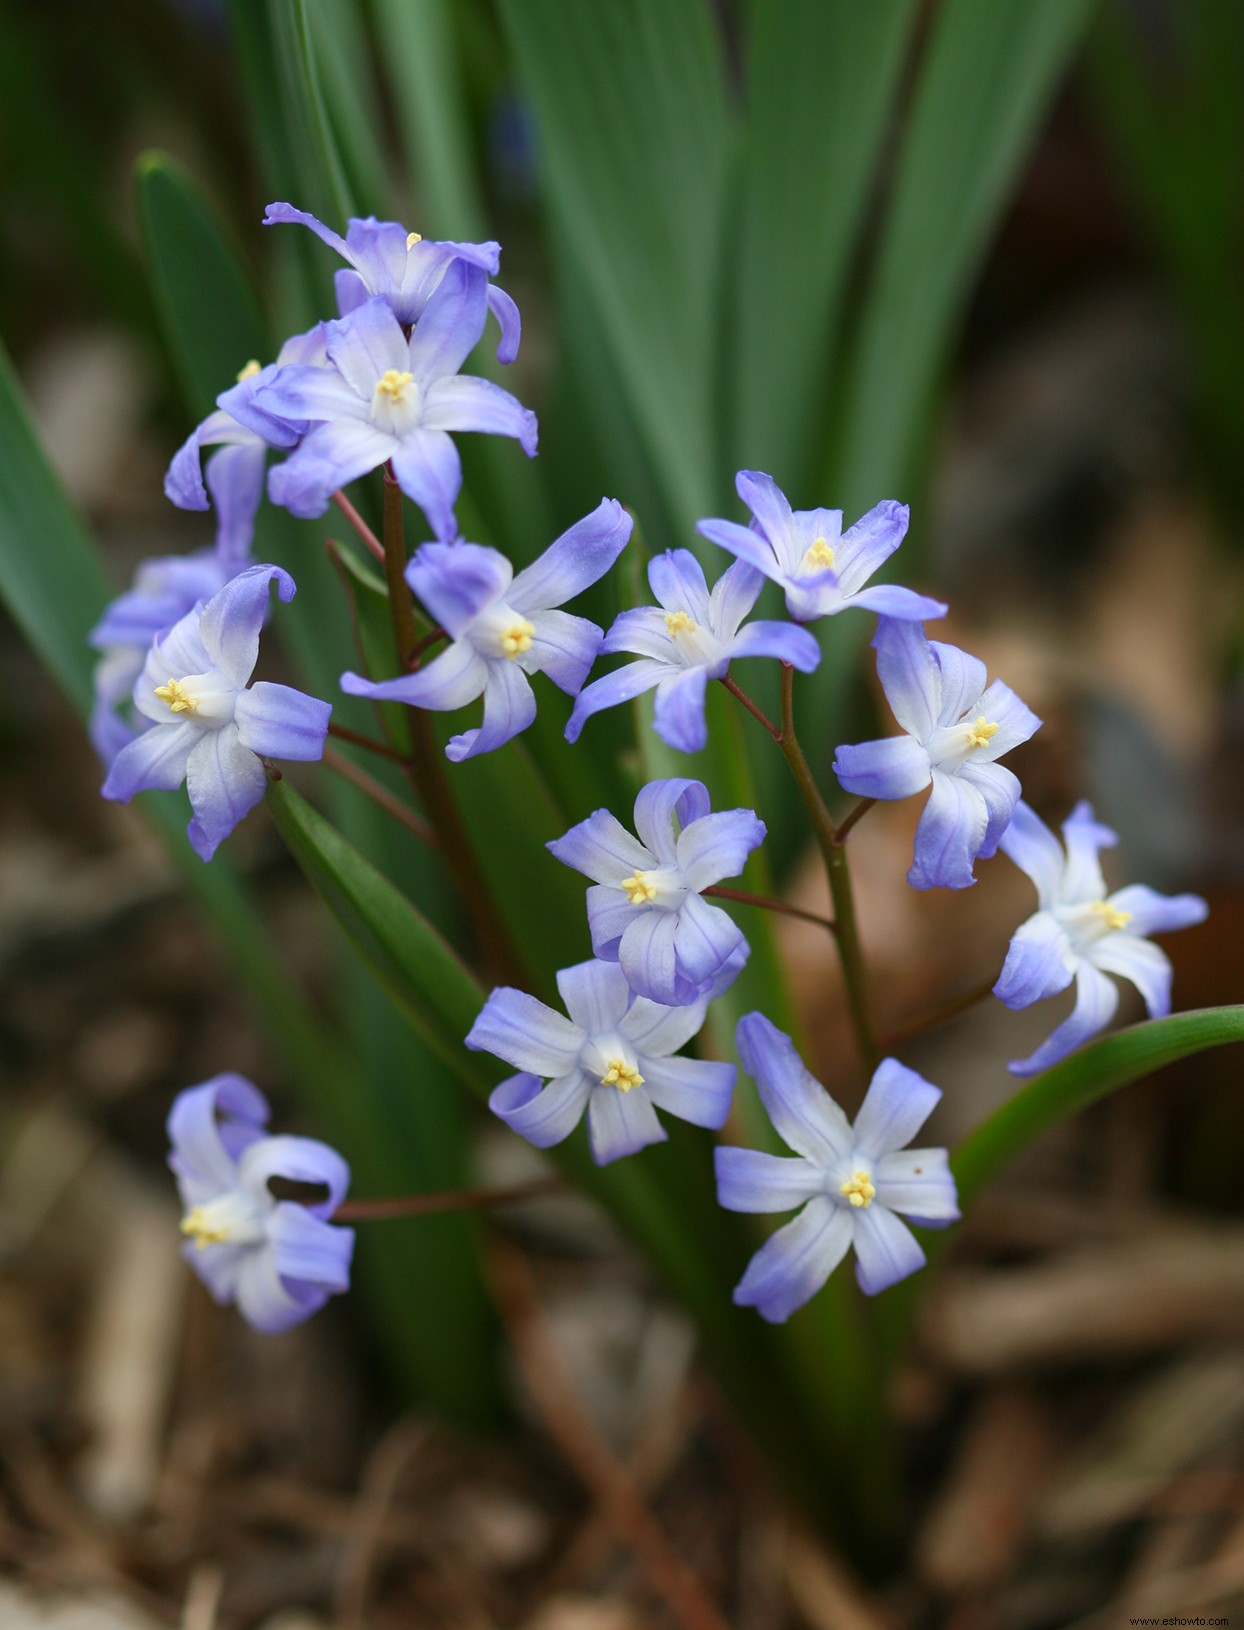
1, 0, 1242, 1625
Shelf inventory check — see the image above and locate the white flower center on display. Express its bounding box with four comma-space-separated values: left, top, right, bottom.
470, 601, 536, 662
371, 368, 422, 435
617, 866, 686, 911
153, 671, 237, 728
663, 609, 724, 667
180, 1190, 267, 1250
1061, 898, 1134, 948
581, 1031, 644, 1091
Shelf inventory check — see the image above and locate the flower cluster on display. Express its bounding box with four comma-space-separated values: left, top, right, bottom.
113, 201, 1205, 1334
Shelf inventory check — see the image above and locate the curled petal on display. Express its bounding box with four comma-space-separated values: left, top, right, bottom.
714, 1148, 825, 1214
908, 770, 989, 891
185, 726, 267, 860
852, 1204, 925, 1295
633, 777, 710, 861
235, 682, 330, 762
487, 283, 522, 364
584, 885, 635, 957
670, 892, 745, 990
250, 363, 367, 427
167, 1075, 270, 1193
237, 1134, 351, 1218
199, 564, 296, 688
851, 1058, 941, 1158
735, 1013, 853, 1166
957, 760, 1021, 859
733, 1197, 853, 1323
445, 659, 536, 760
1008, 961, 1119, 1077
617, 906, 680, 1003
674, 807, 763, 889
489, 1071, 591, 1149
586, 1083, 666, 1165
233, 1248, 324, 1334
929, 639, 988, 726
994, 911, 1075, 1010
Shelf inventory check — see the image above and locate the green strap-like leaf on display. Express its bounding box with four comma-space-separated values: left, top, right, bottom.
136, 153, 270, 420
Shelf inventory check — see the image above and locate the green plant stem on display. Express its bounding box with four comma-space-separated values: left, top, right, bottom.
382, 467, 421, 667
776, 663, 880, 1073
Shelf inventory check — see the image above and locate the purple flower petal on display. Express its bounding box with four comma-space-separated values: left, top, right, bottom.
852, 1204, 925, 1295
648, 550, 712, 622
873, 618, 938, 740
233, 1250, 320, 1333
586, 1083, 666, 1165
639, 1056, 734, 1129
600, 606, 678, 660
445, 659, 537, 759
653, 667, 711, 753
732, 1197, 853, 1322
708, 558, 768, 638
199, 564, 296, 688
335, 268, 368, 317
850, 1058, 941, 1158
695, 516, 785, 585
237, 1133, 351, 1218
251, 363, 367, 426
1106, 884, 1208, 937
1000, 800, 1066, 906
407, 542, 510, 640
1061, 801, 1118, 900
325, 296, 409, 397
617, 993, 709, 1056
526, 610, 603, 696
168, 1075, 270, 1193
929, 639, 988, 725
487, 284, 522, 364
714, 1147, 825, 1214
1008, 961, 1119, 1076
874, 1149, 960, 1225
466, 987, 582, 1076
266, 1203, 354, 1290
234, 682, 330, 761
421, 375, 538, 456
490, 1070, 592, 1148
847, 583, 948, 621
269, 420, 398, 519
735, 1013, 853, 1166
555, 957, 631, 1035
633, 777, 709, 860
508, 499, 633, 614
970, 679, 1042, 760
728, 619, 821, 672
957, 760, 1021, 858
584, 886, 635, 956
1092, 934, 1173, 1018
547, 810, 652, 885
617, 910, 681, 1003
565, 659, 670, 743
670, 892, 745, 990
736, 469, 796, 547
833, 734, 931, 801
341, 639, 488, 711
908, 769, 990, 890
833, 500, 910, 595
407, 259, 489, 387
184, 725, 267, 860
206, 443, 266, 570
389, 428, 462, 543
101, 720, 199, 801
993, 911, 1075, 1009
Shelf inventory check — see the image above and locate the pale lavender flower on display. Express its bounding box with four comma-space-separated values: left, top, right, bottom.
697, 470, 947, 624
341, 499, 630, 761
718, 1015, 959, 1321
467, 959, 735, 1165
547, 777, 764, 1006
566, 550, 821, 753
90, 449, 258, 763
164, 323, 328, 513
996, 800, 1208, 1076
255, 284, 536, 540
833, 617, 1041, 890
101, 565, 330, 859
168, 1073, 353, 1332
263, 202, 522, 362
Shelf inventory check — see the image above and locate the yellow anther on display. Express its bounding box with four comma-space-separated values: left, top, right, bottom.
180, 1207, 227, 1251
665, 611, 696, 635
839, 1170, 876, 1209
620, 871, 659, 905
1092, 900, 1134, 932
376, 368, 414, 400
600, 1058, 645, 1092
805, 538, 836, 571
236, 358, 262, 382
154, 677, 198, 714
965, 715, 1000, 750
499, 618, 535, 660
405, 231, 423, 249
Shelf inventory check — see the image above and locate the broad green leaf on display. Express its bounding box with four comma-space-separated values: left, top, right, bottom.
268, 0, 356, 226
732, 0, 919, 488
495, 0, 733, 539
308, 0, 393, 216
135, 153, 269, 420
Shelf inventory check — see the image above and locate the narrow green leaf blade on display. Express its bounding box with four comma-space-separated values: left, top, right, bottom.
135, 152, 269, 420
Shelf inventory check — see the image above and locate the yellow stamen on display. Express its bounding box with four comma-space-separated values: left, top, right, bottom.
1091, 900, 1133, 932
839, 1170, 876, 1209
376, 368, 414, 401
804, 538, 836, 571
406, 231, 423, 249
154, 677, 197, 714
600, 1058, 644, 1092
236, 359, 262, 382
965, 715, 999, 750
665, 611, 696, 635
620, 871, 658, 905
180, 1207, 227, 1251
499, 618, 535, 659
